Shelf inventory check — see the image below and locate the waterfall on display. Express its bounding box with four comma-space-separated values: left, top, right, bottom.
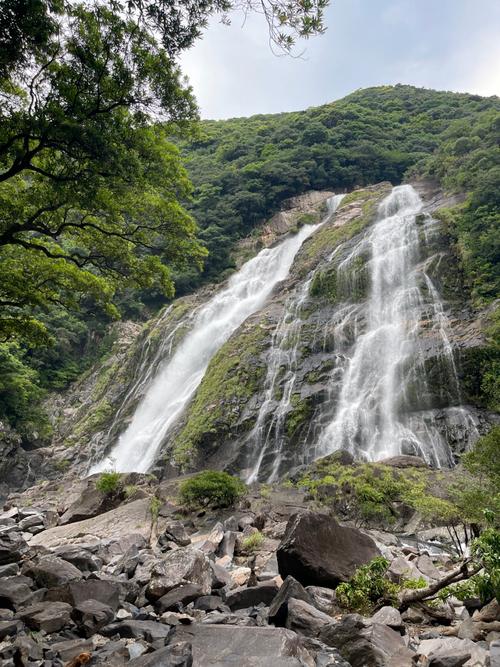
246, 194, 345, 483
90, 218, 324, 474
316, 184, 458, 466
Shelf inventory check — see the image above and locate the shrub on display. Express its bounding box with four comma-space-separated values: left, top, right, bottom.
178, 470, 246, 508
336, 557, 400, 613
95, 471, 122, 494
241, 531, 264, 552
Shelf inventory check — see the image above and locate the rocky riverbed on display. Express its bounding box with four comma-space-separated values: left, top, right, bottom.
0, 470, 498, 666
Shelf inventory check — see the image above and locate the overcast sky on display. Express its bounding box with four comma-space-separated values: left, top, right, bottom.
181, 0, 500, 119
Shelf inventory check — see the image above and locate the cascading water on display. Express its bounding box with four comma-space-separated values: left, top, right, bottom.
247, 194, 345, 482
316, 184, 459, 466
90, 219, 324, 474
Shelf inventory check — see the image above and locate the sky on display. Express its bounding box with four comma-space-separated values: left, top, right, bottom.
181, 0, 500, 119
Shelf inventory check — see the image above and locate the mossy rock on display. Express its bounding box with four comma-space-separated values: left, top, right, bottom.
172, 319, 269, 468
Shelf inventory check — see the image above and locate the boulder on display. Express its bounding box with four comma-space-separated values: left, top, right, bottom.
320, 614, 412, 667
22, 555, 82, 588
171, 624, 311, 665
146, 549, 212, 600
371, 606, 403, 631
155, 584, 206, 613
0, 532, 29, 564
268, 576, 314, 626
59, 477, 124, 524
50, 638, 94, 663
101, 619, 172, 642
277, 512, 380, 587
305, 586, 338, 615
158, 521, 191, 548
46, 578, 121, 611
416, 554, 441, 581
225, 581, 280, 611
473, 598, 500, 622
71, 599, 115, 637
17, 600, 72, 633
128, 641, 193, 666
0, 575, 34, 610
285, 598, 332, 638
54, 545, 103, 573
0, 619, 22, 639
417, 637, 488, 667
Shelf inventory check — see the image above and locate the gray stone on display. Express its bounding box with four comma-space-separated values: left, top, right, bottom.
194, 595, 225, 612
71, 599, 115, 637
320, 614, 412, 667
225, 580, 280, 611
101, 619, 172, 642
172, 624, 310, 665
48, 578, 121, 611
277, 512, 380, 588
54, 545, 103, 573
156, 584, 205, 613
59, 477, 124, 524
22, 554, 82, 588
218, 531, 237, 560
146, 549, 212, 600
210, 561, 232, 589
18, 514, 44, 530
0, 575, 34, 610
371, 606, 403, 630
416, 554, 441, 581
285, 598, 332, 637
305, 586, 338, 615
159, 521, 191, 548
418, 637, 488, 667
17, 600, 72, 632
269, 576, 314, 626
128, 641, 193, 666
0, 532, 28, 565
0, 619, 22, 639
473, 598, 500, 622
51, 638, 94, 662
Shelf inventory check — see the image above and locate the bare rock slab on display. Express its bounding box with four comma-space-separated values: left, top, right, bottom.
277, 512, 380, 587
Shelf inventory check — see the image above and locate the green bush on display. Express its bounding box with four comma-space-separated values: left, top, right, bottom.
241, 531, 264, 552
336, 557, 400, 613
95, 471, 122, 494
178, 470, 246, 508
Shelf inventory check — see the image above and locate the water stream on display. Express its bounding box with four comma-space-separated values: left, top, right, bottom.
246, 195, 345, 482
90, 219, 325, 473
316, 185, 458, 466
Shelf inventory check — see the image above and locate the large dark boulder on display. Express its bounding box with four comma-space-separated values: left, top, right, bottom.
128, 641, 193, 666
320, 614, 412, 667
268, 575, 314, 626
22, 555, 82, 588
146, 549, 211, 600
0, 532, 29, 565
17, 601, 72, 633
101, 619, 172, 642
224, 581, 280, 611
71, 599, 115, 637
277, 512, 380, 587
0, 575, 34, 610
46, 578, 121, 611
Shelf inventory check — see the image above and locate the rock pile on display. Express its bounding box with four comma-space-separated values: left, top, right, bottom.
0, 487, 498, 666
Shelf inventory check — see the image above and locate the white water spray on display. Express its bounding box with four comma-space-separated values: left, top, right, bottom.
91, 221, 323, 473
247, 194, 345, 482
317, 185, 457, 466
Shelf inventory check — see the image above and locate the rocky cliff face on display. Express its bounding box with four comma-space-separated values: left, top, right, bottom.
3, 182, 497, 495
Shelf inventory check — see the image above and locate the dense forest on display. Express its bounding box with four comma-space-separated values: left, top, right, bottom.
1, 83, 499, 442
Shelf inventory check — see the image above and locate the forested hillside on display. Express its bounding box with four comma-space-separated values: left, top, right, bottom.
1, 84, 499, 442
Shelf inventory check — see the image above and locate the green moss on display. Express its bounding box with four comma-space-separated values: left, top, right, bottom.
172, 322, 268, 467
285, 394, 313, 438
298, 459, 459, 527
73, 398, 113, 439
298, 184, 390, 276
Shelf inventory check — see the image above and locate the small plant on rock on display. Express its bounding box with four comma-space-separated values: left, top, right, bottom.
241, 531, 264, 552
179, 470, 246, 509
95, 471, 122, 494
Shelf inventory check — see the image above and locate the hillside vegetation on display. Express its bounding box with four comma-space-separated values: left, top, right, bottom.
1, 85, 499, 438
